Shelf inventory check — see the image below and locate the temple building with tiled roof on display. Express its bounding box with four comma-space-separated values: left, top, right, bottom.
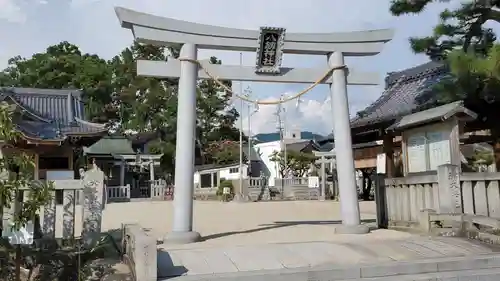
0, 87, 107, 144
350, 61, 449, 132
318, 61, 453, 172
0, 87, 108, 180
319, 61, 449, 146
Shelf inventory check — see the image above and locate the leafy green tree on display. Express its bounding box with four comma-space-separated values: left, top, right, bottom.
204, 140, 246, 165
269, 150, 317, 178
110, 44, 243, 175
107, 42, 182, 177
390, 1, 500, 168
390, 0, 497, 59
470, 149, 494, 171
0, 102, 53, 230
0, 41, 245, 177
196, 56, 241, 146
0, 41, 116, 123
0, 102, 54, 281
412, 46, 500, 166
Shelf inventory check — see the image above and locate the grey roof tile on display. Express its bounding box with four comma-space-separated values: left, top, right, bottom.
2, 87, 84, 123
387, 101, 477, 131
285, 140, 320, 152
0, 87, 107, 141
195, 163, 240, 172
351, 61, 450, 128
83, 136, 136, 155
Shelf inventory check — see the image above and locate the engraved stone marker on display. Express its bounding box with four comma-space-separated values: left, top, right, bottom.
81, 164, 105, 245
436, 164, 462, 214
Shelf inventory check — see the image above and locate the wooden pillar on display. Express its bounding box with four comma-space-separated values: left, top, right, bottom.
120, 161, 125, 187
68, 149, 73, 170
377, 130, 393, 229
34, 153, 39, 180
382, 130, 396, 177
149, 161, 155, 183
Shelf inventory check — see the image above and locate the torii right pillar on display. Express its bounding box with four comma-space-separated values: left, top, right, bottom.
329, 52, 369, 234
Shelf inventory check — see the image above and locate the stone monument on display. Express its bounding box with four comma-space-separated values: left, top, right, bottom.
115, 7, 393, 243
81, 164, 105, 245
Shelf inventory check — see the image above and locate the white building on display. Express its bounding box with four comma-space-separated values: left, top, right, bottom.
253, 141, 281, 187
193, 163, 249, 188
254, 129, 320, 186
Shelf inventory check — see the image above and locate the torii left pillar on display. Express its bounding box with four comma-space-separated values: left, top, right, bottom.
164, 43, 202, 244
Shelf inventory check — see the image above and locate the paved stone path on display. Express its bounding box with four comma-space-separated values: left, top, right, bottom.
157, 236, 500, 279
99, 200, 500, 280
101, 200, 383, 243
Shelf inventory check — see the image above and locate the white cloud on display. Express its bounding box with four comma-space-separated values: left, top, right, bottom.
0, 0, 26, 23
237, 93, 334, 136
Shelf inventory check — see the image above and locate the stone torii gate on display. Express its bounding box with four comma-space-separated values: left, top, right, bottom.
116, 7, 393, 243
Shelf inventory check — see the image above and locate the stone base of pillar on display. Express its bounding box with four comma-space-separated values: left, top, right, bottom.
163, 231, 201, 244
334, 224, 370, 234
232, 193, 251, 202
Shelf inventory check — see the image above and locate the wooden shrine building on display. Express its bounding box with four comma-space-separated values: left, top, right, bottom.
83, 135, 163, 195
349, 61, 450, 176
344, 61, 488, 176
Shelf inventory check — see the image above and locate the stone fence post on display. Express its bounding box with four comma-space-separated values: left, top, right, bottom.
436, 164, 462, 214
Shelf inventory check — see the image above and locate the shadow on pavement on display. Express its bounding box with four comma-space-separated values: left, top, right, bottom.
157, 249, 188, 279
201, 219, 377, 241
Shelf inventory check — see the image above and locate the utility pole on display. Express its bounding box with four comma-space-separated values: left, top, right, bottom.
275, 95, 288, 177
238, 52, 244, 197
282, 100, 287, 177
275, 97, 286, 198
243, 87, 256, 176
247, 106, 252, 176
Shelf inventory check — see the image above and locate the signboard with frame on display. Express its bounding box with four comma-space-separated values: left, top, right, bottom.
255, 27, 286, 74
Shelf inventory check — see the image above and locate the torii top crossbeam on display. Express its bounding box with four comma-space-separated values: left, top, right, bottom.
115, 7, 393, 56
114, 7, 393, 86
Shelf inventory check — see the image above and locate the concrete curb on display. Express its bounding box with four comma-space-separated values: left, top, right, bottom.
160, 253, 500, 280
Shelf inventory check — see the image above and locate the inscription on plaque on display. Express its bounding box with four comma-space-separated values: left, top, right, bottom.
448, 166, 462, 212
255, 27, 285, 74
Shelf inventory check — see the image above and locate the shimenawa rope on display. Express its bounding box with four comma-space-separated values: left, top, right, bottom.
178, 58, 346, 105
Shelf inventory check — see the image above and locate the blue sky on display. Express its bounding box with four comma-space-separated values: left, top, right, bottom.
0, 0, 452, 135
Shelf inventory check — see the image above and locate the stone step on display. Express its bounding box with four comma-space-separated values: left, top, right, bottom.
160, 253, 500, 281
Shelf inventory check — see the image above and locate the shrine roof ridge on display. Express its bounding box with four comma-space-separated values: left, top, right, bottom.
387, 101, 477, 131
115, 7, 394, 56
0, 87, 107, 142
350, 61, 449, 129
